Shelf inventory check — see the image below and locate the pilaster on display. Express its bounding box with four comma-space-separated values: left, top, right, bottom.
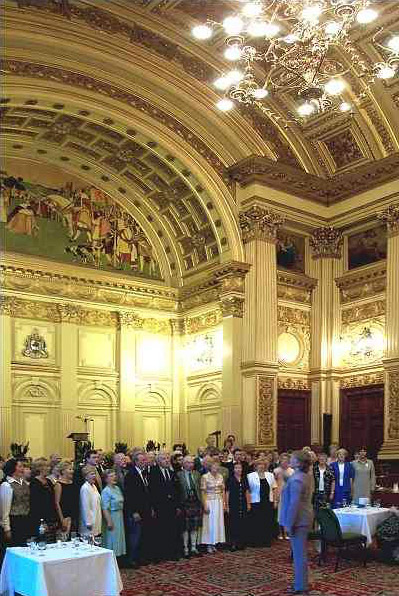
239, 206, 284, 448
59, 304, 80, 457
117, 311, 139, 446
308, 226, 343, 446
378, 204, 399, 460
0, 304, 13, 456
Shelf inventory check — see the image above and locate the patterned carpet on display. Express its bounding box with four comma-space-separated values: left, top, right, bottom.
120, 541, 399, 596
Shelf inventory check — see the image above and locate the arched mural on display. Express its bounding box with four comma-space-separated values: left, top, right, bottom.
0, 161, 160, 279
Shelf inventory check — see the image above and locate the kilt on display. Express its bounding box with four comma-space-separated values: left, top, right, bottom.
183, 494, 202, 532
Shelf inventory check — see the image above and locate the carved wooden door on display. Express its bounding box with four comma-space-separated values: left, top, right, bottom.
277, 389, 311, 452
340, 384, 384, 460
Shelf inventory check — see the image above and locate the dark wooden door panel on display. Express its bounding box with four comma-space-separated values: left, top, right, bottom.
277, 389, 311, 452
340, 384, 384, 460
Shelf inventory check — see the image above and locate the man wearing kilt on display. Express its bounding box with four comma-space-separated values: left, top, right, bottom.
176, 456, 202, 557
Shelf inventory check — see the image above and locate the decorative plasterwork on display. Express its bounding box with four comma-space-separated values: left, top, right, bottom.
277, 306, 310, 371
336, 262, 386, 304
220, 296, 245, 318
277, 271, 317, 305
340, 371, 384, 388
257, 376, 276, 447
0, 263, 177, 312
2, 59, 226, 178
387, 369, 399, 440
228, 154, 399, 205
277, 377, 310, 390
339, 317, 385, 368
342, 300, 386, 324
378, 203, 399, 237
310, 226, 343, 259
239, 206, 285, 244
184, 310, 222, 335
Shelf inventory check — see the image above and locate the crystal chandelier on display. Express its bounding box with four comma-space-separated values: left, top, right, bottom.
191, 1, 399, 124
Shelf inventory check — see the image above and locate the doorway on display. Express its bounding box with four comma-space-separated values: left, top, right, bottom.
277, 389, 311, 452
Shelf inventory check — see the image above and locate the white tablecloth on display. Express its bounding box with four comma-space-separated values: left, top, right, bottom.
335, 507, 391, 545
0, 544, 123, 596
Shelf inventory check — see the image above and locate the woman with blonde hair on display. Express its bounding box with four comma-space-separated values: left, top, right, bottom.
29, 458, 58, 542
200, 460, 226, 553
79, 465, 102, 537
247, 458, 278, 547
101, 469, 126, 558
54, 460, 79, 537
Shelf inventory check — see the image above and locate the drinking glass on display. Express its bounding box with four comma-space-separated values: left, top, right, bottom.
342, 499, 347, 509
38, 540, 46, 556
72, 536, 80, 555
26, 538, 36, 555
93, 535, 102, 548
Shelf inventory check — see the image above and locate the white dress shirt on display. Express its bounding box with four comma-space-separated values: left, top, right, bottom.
338, 462, 345, 487
319, 468, 325, 492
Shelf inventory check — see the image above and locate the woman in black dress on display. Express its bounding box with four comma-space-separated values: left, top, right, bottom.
247, 459, 278, 547
54, 460, 79, 537
226, 462, 250, 550
29, 458, 58, 542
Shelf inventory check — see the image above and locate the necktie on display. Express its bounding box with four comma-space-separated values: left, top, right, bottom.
165, 468, 170, 481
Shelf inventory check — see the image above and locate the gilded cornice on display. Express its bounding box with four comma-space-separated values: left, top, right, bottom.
277, 271, 317, 305
277, 377, 310, 391
342, 300, 386, 325
278, 306, 310, 327
184, 310, 223, 335
335, 262, 386, 304
340, 371, 384, 388
229, 154, 399, 205
0, 263, 177, 312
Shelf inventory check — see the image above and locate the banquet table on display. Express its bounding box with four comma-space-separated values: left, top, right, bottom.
334, 506, 391, 546
0, 543, 123, 596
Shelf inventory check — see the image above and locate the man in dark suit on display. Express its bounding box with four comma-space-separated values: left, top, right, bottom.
124, 451, 153, 567
149, 451, 181, 561
280, 450, 313, 595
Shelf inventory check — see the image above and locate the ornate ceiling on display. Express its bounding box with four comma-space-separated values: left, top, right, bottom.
2, 0, 399, 283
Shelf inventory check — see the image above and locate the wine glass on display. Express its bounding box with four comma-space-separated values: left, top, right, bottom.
342, 499, 347, 509
93, 535, 102, 548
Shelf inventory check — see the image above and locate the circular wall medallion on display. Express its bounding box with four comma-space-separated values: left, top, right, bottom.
278, 332, 302, 365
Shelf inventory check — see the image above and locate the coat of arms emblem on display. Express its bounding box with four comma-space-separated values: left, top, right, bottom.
22, 329, 49, 359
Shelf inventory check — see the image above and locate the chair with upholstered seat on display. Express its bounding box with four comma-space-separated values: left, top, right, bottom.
316, 507, 367, 572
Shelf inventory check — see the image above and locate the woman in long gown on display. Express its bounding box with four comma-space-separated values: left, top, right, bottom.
226, 462, 250, 550
352, 447, 376, 504
200, 461, 226, 553
247, 458, 278, 547
101, 470, 126, 558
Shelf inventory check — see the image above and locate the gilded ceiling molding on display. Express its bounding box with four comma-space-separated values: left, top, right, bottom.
310, 226, 343, 259
277, 377, 310, 391
5, 1, 298, 166
378, 203, 399, 237
342, 300, 386, 324
0, 263, 177, 312
340, 371, 384, 388
277, 271, 317, 305
335, 262, 386, 304
239, 206, 285, 244
228, 154, 399, 204
2, 60, 226, 178
184, 310, 223, 335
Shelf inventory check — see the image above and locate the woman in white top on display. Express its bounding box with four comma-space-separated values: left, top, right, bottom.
200, 461, 226, 553
79, 465, 102, 537
247, 458, 277, 547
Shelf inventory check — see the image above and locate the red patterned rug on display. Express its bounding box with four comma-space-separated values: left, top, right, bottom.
120, 541, 399, 596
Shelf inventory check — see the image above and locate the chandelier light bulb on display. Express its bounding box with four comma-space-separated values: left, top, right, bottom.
242, 2, 262, 18
247, 20, 268, 37
223, 16, 244, 35
216, 98, 234, 112
387, 36, 399, 53
226, 69, 244, 84
325, 78, 346, 95
224, 45, 242, 61
264, 23, 280, 37
214, 76, 231, 90
253, 87, 269, 99
339, 101, 352, 112
356, 8, 378, 25
376, 65, 396, 79
301, 5, 322, 23
192, 24, 212, 40
325, 21, 341, 36
297, 102, 315, 117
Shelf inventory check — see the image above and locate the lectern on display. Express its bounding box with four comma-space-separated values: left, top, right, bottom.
67, 432, 89, 461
